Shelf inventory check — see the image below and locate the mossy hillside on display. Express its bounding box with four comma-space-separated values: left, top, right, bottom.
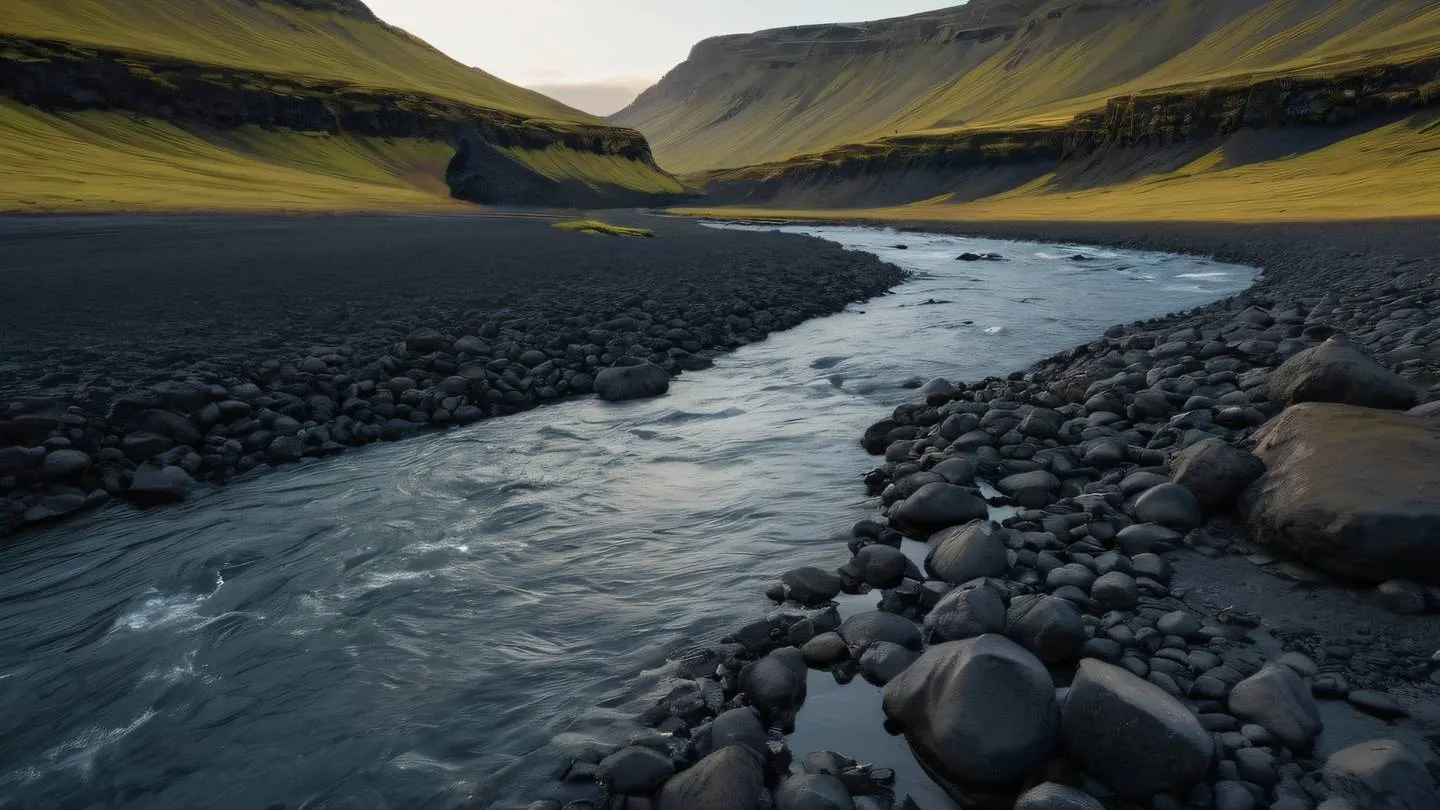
0, 0, 594, 122
676, 111, 1440, 223
615, 0, 1440, 173
0, 99, 465, 212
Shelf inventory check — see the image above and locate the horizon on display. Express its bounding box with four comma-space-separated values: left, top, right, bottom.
361, 0, 960, 115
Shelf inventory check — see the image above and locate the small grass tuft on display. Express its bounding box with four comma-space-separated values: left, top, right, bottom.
552, 219, 657, 238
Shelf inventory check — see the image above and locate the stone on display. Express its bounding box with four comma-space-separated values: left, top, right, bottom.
266, 435, 304, 464
1228, 664, 1323, 750
1322, 739, 1439, 810
926, 521, 1009, 584
838, 611, 922, 654
1169, 438, 1265, 512
1013, 783, 1104, 810
739, 648, 807, 724
1376, 579, 1429, 614
882, 635, 1060, 787
1269, 340, 1419, 410
120, 464, 195, 506
782, 567, 843, 606
1091, 571, 1139, 611
1213, 781, 1257, 810
997, 470, 1062, 506
698, 708, 767, 759
1116, 524, 1183, 556
842, 544, 910, 589
890, 484, 988, 538
859, 641, 918, 685
658, 746, 767, 810
1134, 483, 1204, 531
801, 633, 850, 668
1061, 659, 1214, 796
1006, 594, 1087, 663
1346, 690, 1409, 719
1245, 403, 1440, 584
597, 746, 675, 794
42, 449, 91, 479
924, 578, 1007, 642
775, 773, 856, 810
595, 362, 670, 402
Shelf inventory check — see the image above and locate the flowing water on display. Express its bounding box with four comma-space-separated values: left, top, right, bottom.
0, 226, 1256, 809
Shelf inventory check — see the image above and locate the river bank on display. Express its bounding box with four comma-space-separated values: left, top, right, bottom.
514, 218, 1440, 810
0, 214, 905, 535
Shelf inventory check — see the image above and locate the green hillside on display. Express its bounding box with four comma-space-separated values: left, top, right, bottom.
0, 0, 681, 211
615, 0, 1440, 174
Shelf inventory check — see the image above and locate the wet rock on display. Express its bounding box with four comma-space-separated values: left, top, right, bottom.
597, 746, 675, 794
658, 745, 767, 810
1013, 782, 1104, 810
1006, 593, 1086, 664
1375, 579, 1429, 615
266, 435, 304, 464
1245, 403, 1440, 584
1134, 483, 1203, 531
775, 772, 856, 810
889, 483, 988, 538
697, 708, 767, 759
1322, 739, 1439, 810
1269, 340, 1419, 409
926, 521, 1009, 584
595, 362, 670, 402
119, 464, 195, 506
1213, 780, 1257, 810
1228, 664, 1323, 750
924, 578, 1007, 642
782, 567, 843, 606
1091, 571, 1139, 611
1169, 438, 1265, 513
1116, 523, 1183, 555
1346, 690, 1409, 719
882, 635, 1059, 787
801, 633, 850, 668
838, 611, 922, 654
1061, 659, 1213, 796
739, 648, 807, 724
41, 449, 91, 479
859, 641, 918, 685
841, 545, 909, 589
998, 470, 1062, 506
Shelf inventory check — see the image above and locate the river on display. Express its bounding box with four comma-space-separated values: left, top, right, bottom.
0, 225, 1256, 809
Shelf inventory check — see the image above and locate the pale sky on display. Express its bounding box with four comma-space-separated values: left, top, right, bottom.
363, 0, 959, 115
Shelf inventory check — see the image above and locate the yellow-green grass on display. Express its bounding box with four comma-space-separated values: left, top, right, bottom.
675, 112, 1440, 223
0, 99, 467, 212
505, 145, 685, 196
0, 0, 597, 123
552, 219, 657, 238
615, 0, 1440, 173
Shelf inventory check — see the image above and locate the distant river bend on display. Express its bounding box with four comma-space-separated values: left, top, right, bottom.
0, 225, 1257, 809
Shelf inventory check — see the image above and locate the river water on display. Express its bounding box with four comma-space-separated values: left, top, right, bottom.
0, 226, 1256, 809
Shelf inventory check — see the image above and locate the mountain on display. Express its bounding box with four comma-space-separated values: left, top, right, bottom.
615, 0, 1440, 175
0, 0, 682, 211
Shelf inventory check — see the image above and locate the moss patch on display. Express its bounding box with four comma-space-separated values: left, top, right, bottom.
552, 219, 657, 238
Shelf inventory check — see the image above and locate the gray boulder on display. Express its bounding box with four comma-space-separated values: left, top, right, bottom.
782, 567, 843, 606
596, 745, 675, 794
1269, 340, 1418, 409
1322, 739, 1439, 810
120, 464, 196, 506
1134, 483, 1203, 530
997, 470, 1062, 507
739, 648, 807, 724
924, 579, 1007, 641
1061, 659, 1214, 795
42, 449, 91, 479
859, 641, 918, 685
926, 521, 1009, 584
1170, 438, 1266, 512
838, 611, 922, 654
697, 707, 768, 759
882, 635, 1059, 787
1090, 571, 1138, 611
775, 772, 856, 810
1245, 403, 1440, 583
1006, 594, 1086, 663
595, 362, 671, 402
889, 483, 988, 538
1014, 783, 1105, 810
800, 633, 850, 668
1228, 664, 1323, 750
841, 544, 910, 589
658, 745, 767, 810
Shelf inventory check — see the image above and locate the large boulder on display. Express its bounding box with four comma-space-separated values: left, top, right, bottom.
595, 362, 671, 402
882, 635, 1059, 788
1061, 659, 1214, 796
119, 464, 195, 506
1005, 594, 1086, 664
925, 521, 1010, 584
774, 772, 856, 810
1133, 483, 1203, 530
1244, 403, 1440, 584
596, 746, 675, 794
924, 578, 1007, 642
1014, 783, 1105, 810
1321, 739, 1439, 810
658, 746, 768, 810
1268, 340, 1419, 409
1169, 438, 1265, 512
739, 648, 808, 725
838, 610, 922, 654
1228, 664, 1323, 750
889, 483, 989, 538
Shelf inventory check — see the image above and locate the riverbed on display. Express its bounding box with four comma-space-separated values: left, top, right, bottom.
0, 225, 1256, 809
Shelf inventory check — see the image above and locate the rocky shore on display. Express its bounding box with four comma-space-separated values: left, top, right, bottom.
0, 214, 905, 535
511, 219, 1440, 810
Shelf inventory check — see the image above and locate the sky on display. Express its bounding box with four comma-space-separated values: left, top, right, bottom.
363, 0, 958, 115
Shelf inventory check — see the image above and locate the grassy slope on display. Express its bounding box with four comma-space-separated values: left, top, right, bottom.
617, 0, 1440, 173
677, 111, 1440, 222
0, 0, 595, 122
0, 0, 682, 210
